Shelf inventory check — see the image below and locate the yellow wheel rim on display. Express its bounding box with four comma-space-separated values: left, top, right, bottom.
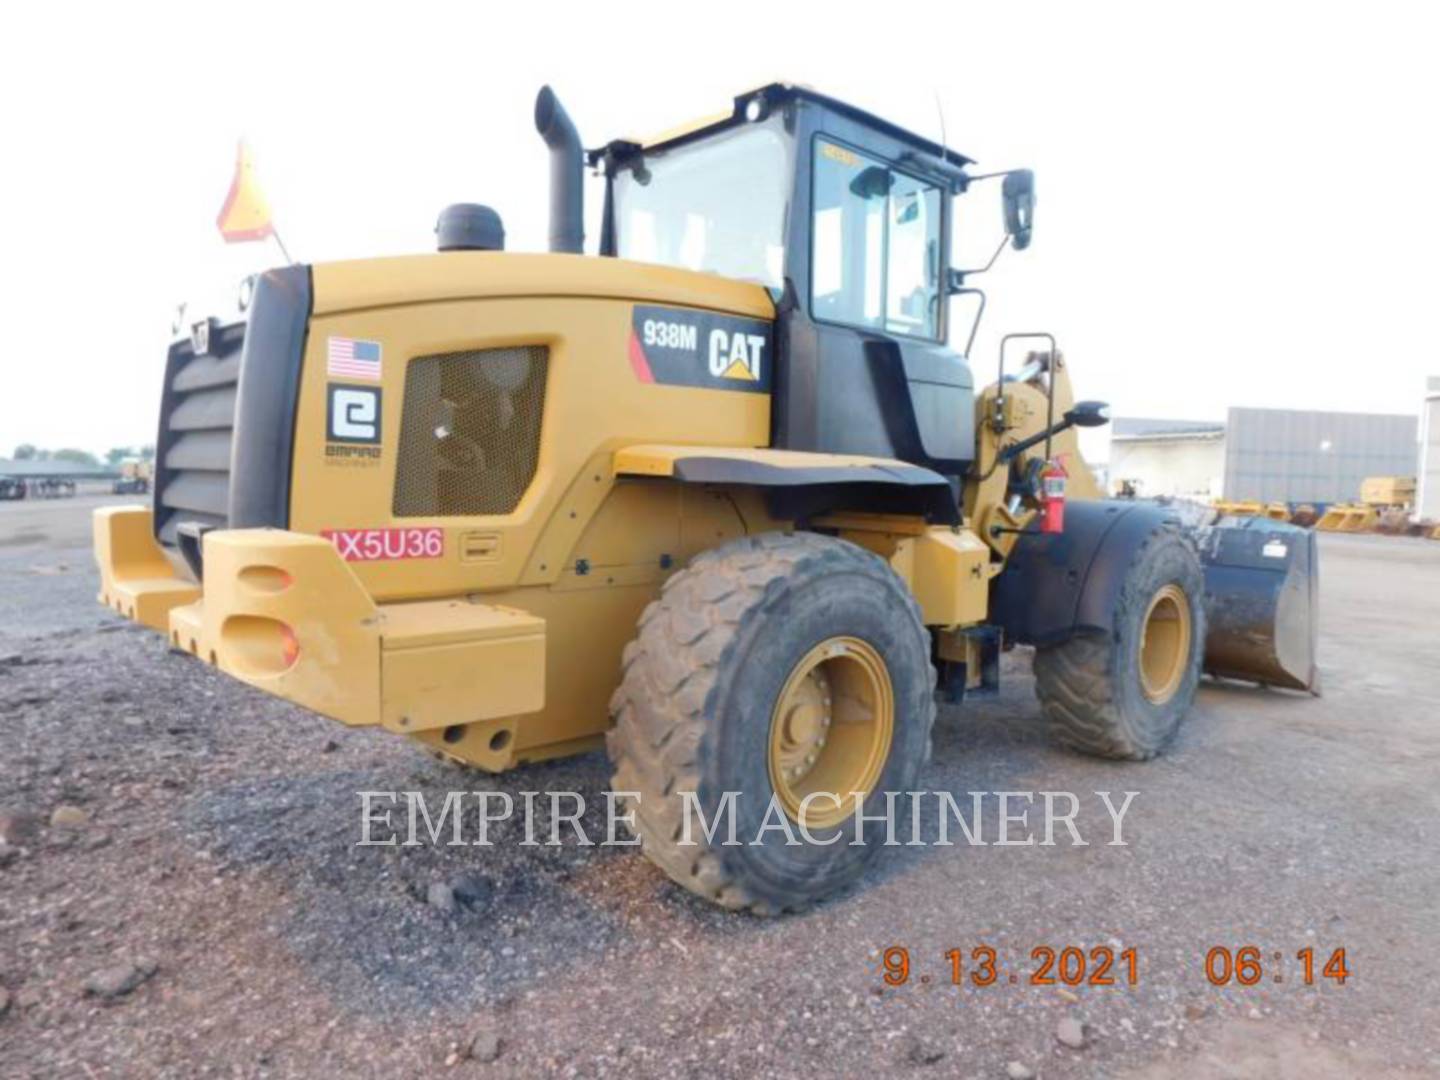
768, 636, 894, 831
1139, 584, 1192, 704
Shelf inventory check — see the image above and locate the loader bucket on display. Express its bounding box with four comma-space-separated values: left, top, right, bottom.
1214, 499, 1264, 518
1190, 516, 1320, 693
1346, 506, 1379, 532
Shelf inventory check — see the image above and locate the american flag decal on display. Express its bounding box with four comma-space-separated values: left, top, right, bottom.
327, 336, 382, 380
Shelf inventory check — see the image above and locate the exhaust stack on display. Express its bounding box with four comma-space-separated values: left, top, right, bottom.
534, 86, 584, 254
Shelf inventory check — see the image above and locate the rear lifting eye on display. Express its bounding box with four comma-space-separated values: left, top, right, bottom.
237, 565, 293, 594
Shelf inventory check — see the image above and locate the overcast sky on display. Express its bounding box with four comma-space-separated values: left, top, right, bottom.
3, 2, 1437, 458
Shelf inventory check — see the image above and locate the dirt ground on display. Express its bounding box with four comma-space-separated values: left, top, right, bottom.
1, 495, 1438, 1078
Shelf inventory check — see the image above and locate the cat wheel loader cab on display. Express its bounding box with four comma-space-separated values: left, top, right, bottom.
95, 83, 1319, 913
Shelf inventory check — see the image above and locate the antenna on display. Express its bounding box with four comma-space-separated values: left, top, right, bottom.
933, 89, 948, 163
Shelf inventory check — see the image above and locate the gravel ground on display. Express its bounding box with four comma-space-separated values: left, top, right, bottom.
1, 496, 1438, 1078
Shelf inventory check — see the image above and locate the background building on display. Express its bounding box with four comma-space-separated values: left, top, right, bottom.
1420, 378, 1440, 521
1107, 418, 1226, 499
1107, 407, 1419, 504
0, 457, 109, 480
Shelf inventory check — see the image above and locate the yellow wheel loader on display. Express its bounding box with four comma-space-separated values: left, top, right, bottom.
95, 85, 1318, 913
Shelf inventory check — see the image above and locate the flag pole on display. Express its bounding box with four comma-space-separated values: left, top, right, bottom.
271, 227, 294, 265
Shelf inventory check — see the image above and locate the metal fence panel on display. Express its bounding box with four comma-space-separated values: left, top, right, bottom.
1223, 407, 1418, 504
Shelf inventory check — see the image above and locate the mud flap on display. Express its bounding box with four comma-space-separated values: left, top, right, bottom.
1191, 516, 1320, 693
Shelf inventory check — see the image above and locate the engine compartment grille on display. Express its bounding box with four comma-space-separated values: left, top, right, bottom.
393, 346, 548, 517
153, 323, 246, 547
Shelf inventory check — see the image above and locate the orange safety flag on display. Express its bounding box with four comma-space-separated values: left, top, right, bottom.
215, 140, 275, 243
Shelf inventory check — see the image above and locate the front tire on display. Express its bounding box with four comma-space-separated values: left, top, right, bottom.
607, 532, 935, 915
1033, 524, 1205, 760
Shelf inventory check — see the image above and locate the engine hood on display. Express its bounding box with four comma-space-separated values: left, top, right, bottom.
311, 252, 775, 321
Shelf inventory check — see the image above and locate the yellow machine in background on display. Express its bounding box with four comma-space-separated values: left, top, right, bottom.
111, 459, 152, 496
1316, 504, 1380, 532
1212, 500, 1304, 525
1359, 476, 1416, 508
1212, 500, 1265, 518
95, 85, 1318, 913
1316, 475, 1416, 533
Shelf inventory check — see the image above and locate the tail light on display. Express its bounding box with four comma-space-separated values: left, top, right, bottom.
221, 615, 302, 675
280, 625, 301, 669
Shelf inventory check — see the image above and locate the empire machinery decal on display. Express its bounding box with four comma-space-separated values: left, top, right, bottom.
322, 527, 445, 562
628, 305, 773, 393
325, 383, 383, 466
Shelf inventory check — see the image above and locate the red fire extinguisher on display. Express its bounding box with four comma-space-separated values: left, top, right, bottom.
1039, 457, 1068, 534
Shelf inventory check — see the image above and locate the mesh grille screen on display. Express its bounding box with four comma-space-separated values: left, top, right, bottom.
393, 346, 548, 517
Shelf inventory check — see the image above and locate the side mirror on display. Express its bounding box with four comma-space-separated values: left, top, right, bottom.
1002, 169, 1036, 250
1064, 400, 1110, 428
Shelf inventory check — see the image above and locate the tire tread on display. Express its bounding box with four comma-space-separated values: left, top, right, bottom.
607, 531, 933, 914
1033, 523, 1205, 761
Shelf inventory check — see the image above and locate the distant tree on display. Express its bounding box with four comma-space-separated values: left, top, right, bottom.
139, 444, 156, 462
52, 448, 100, 468
105, 446, 133, 465
13, 443, 36, 460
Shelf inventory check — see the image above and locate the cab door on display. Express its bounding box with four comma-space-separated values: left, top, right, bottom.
774, 128, 974, 475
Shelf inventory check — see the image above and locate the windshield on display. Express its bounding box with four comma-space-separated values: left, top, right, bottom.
613, 118, 791, 290
811, 139, 943, 340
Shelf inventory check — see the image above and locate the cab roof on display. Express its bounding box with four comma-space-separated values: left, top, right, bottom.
593, 82, 974, 170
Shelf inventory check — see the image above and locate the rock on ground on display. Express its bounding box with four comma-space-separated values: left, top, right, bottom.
426, 882, 456, 914
1056, 1016, 1088, 1050
50, 804, 90, 828
0, 811, 41, 845
900, 1033, 946, 1065
83, 961, 158, 1000
468, 1030, 502, 1063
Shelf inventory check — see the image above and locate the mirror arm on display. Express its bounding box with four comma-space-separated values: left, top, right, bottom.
965, 167, 1024, 183
949, 235, 1009, 286
949, 284, 987, 357
998, 404, 1110, 466
999, 418, 1077, 465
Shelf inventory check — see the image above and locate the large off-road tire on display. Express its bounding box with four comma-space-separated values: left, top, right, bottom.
1033, 524, 1206, 760
607, 532, 935, 915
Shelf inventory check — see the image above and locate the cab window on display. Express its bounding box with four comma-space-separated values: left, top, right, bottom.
810, 138, 942, 339
614, 118, 791, 290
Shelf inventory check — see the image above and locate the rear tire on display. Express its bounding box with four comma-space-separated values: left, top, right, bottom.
1033, 524, 1205, 760
606, 532, 935, 915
